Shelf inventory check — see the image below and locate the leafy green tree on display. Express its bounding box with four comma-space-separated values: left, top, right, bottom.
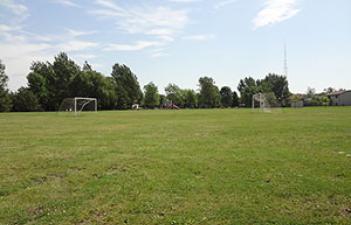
324, 87, 337, 94
320, 96, 330, 106
27, 62, 52, 110
27, 53, 80, 111
143, 82, 160, 109
82, 61, 93, 72
69, 70, 102, 97
303, 87, 331, 106
183, 89, 197, 108
259, 74, 290, 106
238, 74, 290, 107
220, 86, 233, 108
159, 94, 166, 107
264, 92, 278, 106
165, 83, 184, 107
0, 60, 8, 91
237, 77, 258, 107
290, 94, 303, 102
198, 76, 220, 108
27, 53, 121, 111
69, 70, 118, 109
111, 63, 142, 109
52, 53, 80, 105
0, 60, 12, 112
232, 91, 239, 107
100, 77, 118, 110
306, 87, 316, 98
196, 93, 201, 107
12, 87, 41, 112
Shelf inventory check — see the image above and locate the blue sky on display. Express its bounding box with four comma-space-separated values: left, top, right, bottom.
0, 0, 350, 93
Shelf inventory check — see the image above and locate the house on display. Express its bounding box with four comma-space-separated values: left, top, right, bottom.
291, 100, 304, 108
328, 90, 351, 106
290, 94, 304, 108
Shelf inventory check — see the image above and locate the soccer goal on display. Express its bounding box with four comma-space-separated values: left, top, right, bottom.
58, 97, 97, 115
252, 92, 278, 112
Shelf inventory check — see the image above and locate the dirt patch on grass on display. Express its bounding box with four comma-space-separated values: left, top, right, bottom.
340, 207, 351, 217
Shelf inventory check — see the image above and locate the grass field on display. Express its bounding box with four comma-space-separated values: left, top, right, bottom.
0, 108, 351, 225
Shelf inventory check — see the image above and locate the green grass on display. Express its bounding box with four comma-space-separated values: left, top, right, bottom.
0, 108, 351, 225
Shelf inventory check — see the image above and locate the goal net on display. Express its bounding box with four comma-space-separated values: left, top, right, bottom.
252, 92, 279, 112
58, 97, 97, 115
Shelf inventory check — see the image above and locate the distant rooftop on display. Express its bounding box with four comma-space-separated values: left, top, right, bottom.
328, 90, 351, 96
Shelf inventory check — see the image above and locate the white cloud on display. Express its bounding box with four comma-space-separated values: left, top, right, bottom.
22, 28, 96, 43
0, 23, 26, 45
104, 41, 163, 52
65, 28, 97, 37
0, 24, 22, 36
0, 41, 54, 89
0, 42, 52, 61
253, 0, 300, 29
0, 0, 29, 22
150, 48, 169, 58
51, 0, 80, 7
169, 0, 202, 3
58, 40, 99, 52
71, 54, 97, 60
214, 0, 238, 10
0, 0, 28, 14
182, 34, 215, 41
91, 0, 189, 49
94, 0, 123, 11
0, 27, 99, 90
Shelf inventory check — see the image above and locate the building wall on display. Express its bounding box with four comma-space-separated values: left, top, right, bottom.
331, 91, 351, 106
291, 100, 304, 108
330, 96, 338, 106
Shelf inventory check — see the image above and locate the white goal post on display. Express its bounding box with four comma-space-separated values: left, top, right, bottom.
252, 92, 278, 112
252, 93, 264, 109
58, 97, 97, 115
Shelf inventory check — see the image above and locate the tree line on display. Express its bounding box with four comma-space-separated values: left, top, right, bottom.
0, 52, 334, 112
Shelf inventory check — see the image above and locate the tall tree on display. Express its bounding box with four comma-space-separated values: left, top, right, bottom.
69, 70, 117, 109
198, 76, 220, 108
324, 87, 337, 94
27, 53, 80, 111
159, 94, 166, 107
111, 63, 142, 109
304, 87, 330, 106
12, 87, 41, 112
220, 86, 233, 108
27, 62, 52, 110
232, 91, 239, 107
306, 87, 316, 98
82, 61, 93, 72
0, 60, 7, 91
143, 82, 160, 109
259, 74, 290, 106
165, 83, 184, 107
52, 53, 80, 106
183, 89, 197, 108
100, 77, 118, 110
237, 77, 259, 107
0, 60, 12, 112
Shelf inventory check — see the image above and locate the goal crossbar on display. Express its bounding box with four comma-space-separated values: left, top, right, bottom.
74, 97, 97, 101
58, 97, 97, 115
